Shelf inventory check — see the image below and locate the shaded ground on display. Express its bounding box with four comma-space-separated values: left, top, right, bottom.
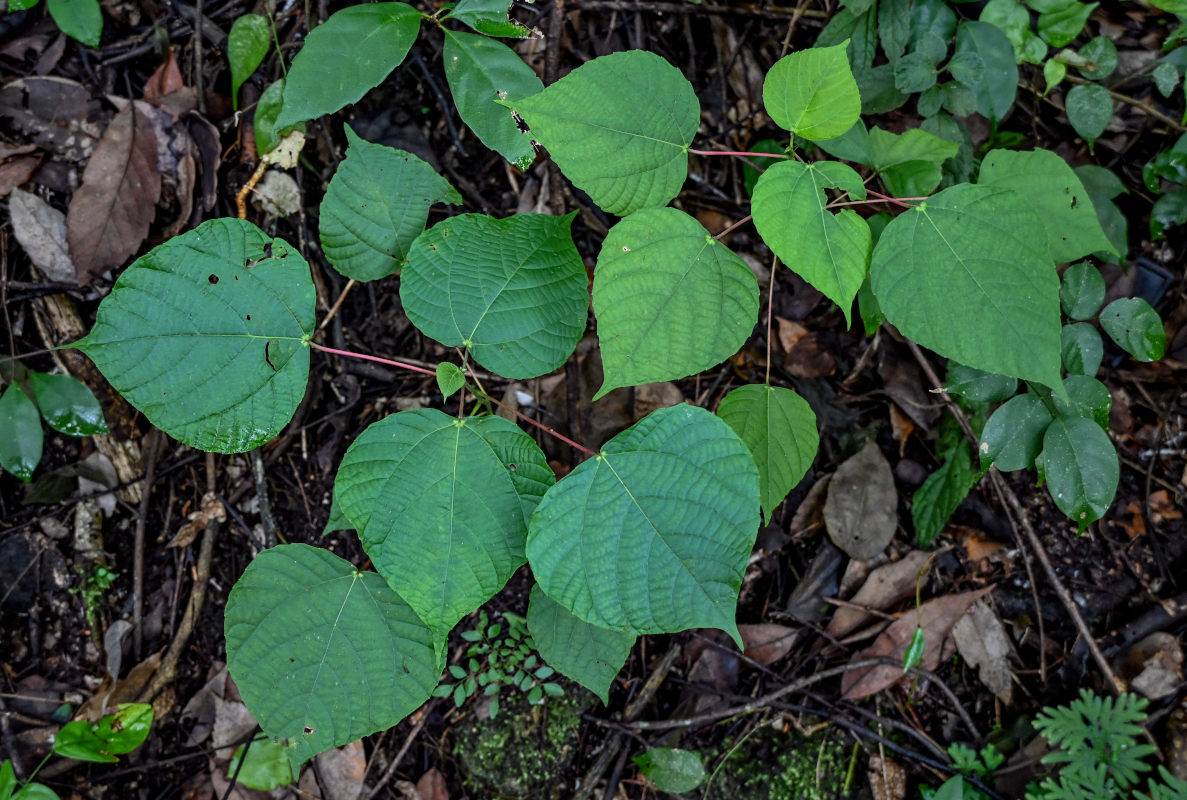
1, 0, 1186, 798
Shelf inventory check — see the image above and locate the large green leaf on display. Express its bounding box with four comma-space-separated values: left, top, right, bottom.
751, 160, 871, 324
764, 42, 862, 141
870, 184, 1063, 391
953, 21, 1018, 122
224, 544, 439, 770
508, 50, 699, 215
716, 385, 818, 523
333, 409, 553, 636
1038, 415, 1118, 529
526, 405, 760, 645
526, 585, 635, 704
0, 384, 42, 481
74, 219, 314, 454
401, 213, 587, 379
978, 148, 1116, 263
320, 128, 461, 282
276, 4, 422, 128
228, 14, 270, 110
443, 30, 542, 170
593, 208, 758, 399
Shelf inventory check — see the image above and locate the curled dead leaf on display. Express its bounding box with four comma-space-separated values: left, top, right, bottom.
824, 441, 897, 561
168, 492, 226, 548
827, 550, 936, 638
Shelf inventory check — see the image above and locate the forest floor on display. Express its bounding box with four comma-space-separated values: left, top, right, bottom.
1, 0, 1186, 798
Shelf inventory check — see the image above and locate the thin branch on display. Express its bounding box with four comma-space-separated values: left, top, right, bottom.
308, 341, 437, 377
689, 148, 790, 159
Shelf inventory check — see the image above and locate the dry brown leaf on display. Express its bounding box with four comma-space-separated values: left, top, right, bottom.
0, 152, 40, 198
776, 317, 809, 353
66, 101, 161, 281
952, 599, 1014, 704
952, 526, 1005, 564
868, 754, 907, 800
827, 550, 935, 638
315, 740, 368, 800
1149, 489, 1182, 522
169, 493, 226, 549
788, 474, 830, 536
416, 767, 450, 800
76, 650, 162, 719
841, 586, 994, 700
633, 382, 683, 420
877, 342, 940, 431
0, 76, 107, 162
785, 332, 836, 378
9, 188, 74, 283
888, 403, 915, 455
824, 441, 897, 561
739, 623, 799, 666
1115, 632, 1183, 700
143, 48, 186, 99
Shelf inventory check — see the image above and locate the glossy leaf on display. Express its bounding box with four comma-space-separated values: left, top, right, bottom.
751, 160, 871, 324
980, 393, 1052, 471
46, 0, 102, 47
320, 128, 461, 281
954, 21, 1018, 121
717, 385, 819, 523
509, 50, 699, 215
1060, 261, 1106, 319
1052, 375, 1111, 430
443, 30, 543, 170
1061, 323, 1103, 376
526, 405, 760, 645
1065, 83, 1113, 149
333, 409, 553, 635
978, 148, 1115, 263
52, 703, 152, 763
0, 384, 43, 482
1099, 298, 1165, 361
12, 784, 58, 800
870, 184, 1063, 391
276, 4, 422, 128
224, 544, 439, 770
592, 208, 758, 399
1039, 415, 1118, 529
401, 213, 587, 379
945, 364, 1018, 404
228, 14, 270, 110
764, 42, 862, 140
447, 0, 529, 37
526, 585, 634, 704
74, 219, 314, 454
28, 373, 108, 436
634, 748, 706, 794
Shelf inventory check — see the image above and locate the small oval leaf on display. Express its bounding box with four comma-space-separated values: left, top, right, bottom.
980, 393, 1052, 472
1099, 298, 1165, 362
28, 373, 108, 437
1039, 415, 1119, 529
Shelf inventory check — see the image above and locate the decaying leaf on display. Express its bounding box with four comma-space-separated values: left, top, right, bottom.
824, 441, 898, 560
868, 754, 907, 800
739, 623, 799, 666
416, 766, 450, 800
0, 144, 40, 197
66, 101, 162, 281
250, 170, 301, 217
842, 586, 993, 700
168, 492, 226, 549
297, 739, 367, 800
0, 76, 107, 162
952, 599, 1014, 704
1114, 632, 1183, 700
9, 188, 75, 283
827, 550, 936, 638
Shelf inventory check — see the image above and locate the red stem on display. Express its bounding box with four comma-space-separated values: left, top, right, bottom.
487, 395, 597, 457
688, 148, 789, 159
309, 341, 437, 377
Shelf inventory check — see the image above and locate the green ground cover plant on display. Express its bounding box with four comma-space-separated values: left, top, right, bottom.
63, 0, 1168, 772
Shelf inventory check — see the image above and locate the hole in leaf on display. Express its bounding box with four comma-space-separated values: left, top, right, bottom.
208, 274, 219, 284
246, 314, 252, 321
303, 725, 314, 735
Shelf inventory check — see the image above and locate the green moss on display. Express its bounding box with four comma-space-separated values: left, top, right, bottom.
453, 690, 590, 798
709, 725, 868, 800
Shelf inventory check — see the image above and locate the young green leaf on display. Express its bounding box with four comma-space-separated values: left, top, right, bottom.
0, 759, 14, 800
28, 373, 108, 437
74, 219, 315, 454
509, 50, 699, 215
333, 409, 553, 636
1099, 298, 1165, 361
1077, 35, 1118, 79
634, 748, 706, 794
526, 405, 759, 646
52, 703, 152, 763
526, 585, 635, 704
0, 383, 44, 482
1060, 261, 1106, 319
320, 128, 461, 282
401, 213, 587, 379
953, 22, 1018, 121
912, 445, 978, 547
46, 0, 102, 47
592, 208, 758, 399
1065, 83, 1113, 150
1060, 323, 1104, 376
764, 42, 862, 141
980, 393, 1053, 471
227, 739, 295, 791
751, 160, 872, 325
436, 363, 466, 400
978, 148, 1116, 263
228, 14, 271, 110
944, 364, 1018, 404
446, 0, 530, 37
903, 627, 926, 670
716, 385, 819, 523
276, 3, 422, 128
1052, 375, 1111, 430
1039, 415, 1118, 529
225, 544, 439, 771
870, 184, 1063, 391
868, 127, 959, 197
443, 30, 543, 171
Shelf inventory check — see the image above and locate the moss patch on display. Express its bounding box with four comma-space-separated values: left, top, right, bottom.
709, 724, 868, 800
452, 689, 590, 798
